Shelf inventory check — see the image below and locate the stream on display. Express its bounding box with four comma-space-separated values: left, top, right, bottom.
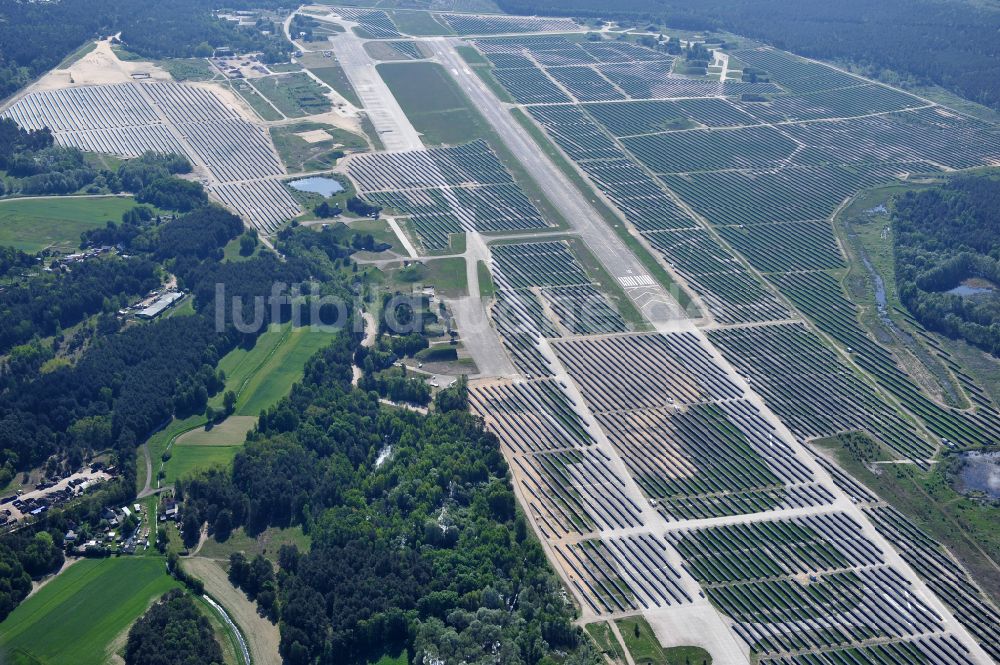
204, 594, 251, 665
852, 224, 961, 405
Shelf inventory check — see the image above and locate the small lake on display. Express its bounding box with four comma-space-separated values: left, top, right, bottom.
955, 451, 1000, 499
287, 176, 344, 197
947, 284, 995, 297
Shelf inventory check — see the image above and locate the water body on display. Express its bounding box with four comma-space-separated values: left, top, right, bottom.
287, 176, 345, 197
947, 284, 995, 297
955, 451, 1000, 499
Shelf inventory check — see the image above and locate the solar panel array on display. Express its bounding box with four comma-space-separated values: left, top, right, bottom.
3, 81, 300, 232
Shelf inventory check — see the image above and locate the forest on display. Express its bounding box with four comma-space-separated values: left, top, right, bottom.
496, 0, 1000, 111
893, 174, 1000, 356
0, 531, 63, 620
0, 256, 162, 354
0, 0, 290, 100
179, 343, 596, 665
125, 590, 224, 665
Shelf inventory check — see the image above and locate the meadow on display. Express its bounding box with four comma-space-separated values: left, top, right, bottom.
309, 66, 361, 107
270, 121, 367, 172
0, 195, 139, 252
252, 73, 331, 118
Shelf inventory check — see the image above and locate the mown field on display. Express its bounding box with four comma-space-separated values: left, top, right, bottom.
234, 325, 339, 416
301, 55, 361, 108
377, 61, 492, 146
0, 558, 178, 665
0, 195, 139, 252
145, 324, 341, 488
253, 73, 331, 118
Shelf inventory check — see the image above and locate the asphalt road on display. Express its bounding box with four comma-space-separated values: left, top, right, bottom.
452, 232, 516, 378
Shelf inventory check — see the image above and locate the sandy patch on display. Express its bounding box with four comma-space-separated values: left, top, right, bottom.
57, 40, 169, 88
3, 38, 169, 110
296, 128, 335, 143
302, 108, 362, 132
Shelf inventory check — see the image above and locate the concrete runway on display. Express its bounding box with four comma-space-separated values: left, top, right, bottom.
329, 26, 424, 152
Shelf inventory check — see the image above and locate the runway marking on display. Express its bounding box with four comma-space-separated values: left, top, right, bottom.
618, 274, 655, 287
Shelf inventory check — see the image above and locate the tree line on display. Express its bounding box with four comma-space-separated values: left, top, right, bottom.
0, 0, 291, 101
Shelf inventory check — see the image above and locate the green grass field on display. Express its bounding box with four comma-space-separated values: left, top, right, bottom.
167, 416, 256, 484
422, 257, 467, 297
138, 413, 203, 492
0, 196, 140, 252
159, 58, 215, 81
341, 218, 403, 255
477, 260, 495, 298
616, 616, 666, 665
389, 10, 452, 35
364, 41, 415, 61
164, 445, 242, 484
234, 325, 339, 416
378, 62, 492, 146
455, 45, 488, 65
585, 621, 627, 663
222, 235, 257, 262
0, 558, 179, 665
142, 324, 338, 488
307, 65, 362, 108
197, 525, 311, 563
230, 80, 283, 121
253, 73, 331, 118
613, 616, 712, 665
177, 416, 257, 446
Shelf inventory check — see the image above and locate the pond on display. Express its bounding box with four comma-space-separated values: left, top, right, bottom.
287, 176, 344, 197
947, 284, 995, 297
955, 451, 1000, 499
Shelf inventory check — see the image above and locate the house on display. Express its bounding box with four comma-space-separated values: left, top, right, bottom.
163, 500, 179, 521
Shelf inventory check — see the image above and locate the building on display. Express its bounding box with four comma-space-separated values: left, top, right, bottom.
137, 291, 185, 319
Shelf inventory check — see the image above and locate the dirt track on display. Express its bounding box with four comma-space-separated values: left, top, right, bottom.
183, 557, 282, 665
